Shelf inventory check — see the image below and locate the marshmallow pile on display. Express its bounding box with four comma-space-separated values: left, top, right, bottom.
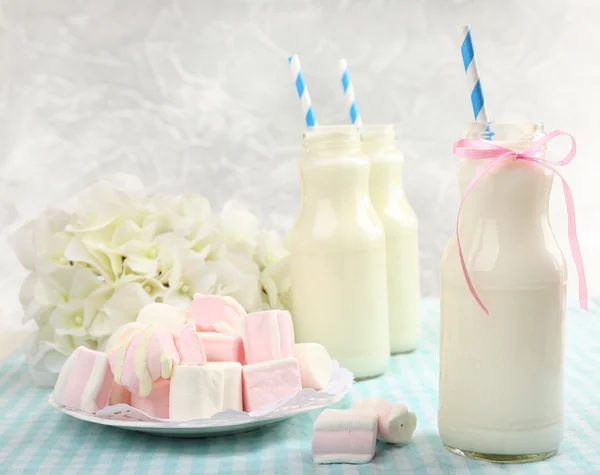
312, 399, 417, 465
52, 295, 334, 420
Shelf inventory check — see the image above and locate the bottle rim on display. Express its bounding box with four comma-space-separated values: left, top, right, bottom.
360, 124, 396, 138
466, 122, 545, 141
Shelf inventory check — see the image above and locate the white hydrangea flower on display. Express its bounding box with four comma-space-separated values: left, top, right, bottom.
66, 174, 146, 233
260, 256, 292, 310
21, 266, 101, 325
64, 232, 123, 282
148, 194, 212, 239
255, 230, 290, 270
163, 247, 218, 306
207, 250, 262, 312
10, 208, 73, 273
88, 282, 153, 339
219, 200, 260, 254
12, 174, 291, 386
28, 323, 76, 387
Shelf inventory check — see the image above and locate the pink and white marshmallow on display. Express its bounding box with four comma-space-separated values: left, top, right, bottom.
243, 310, 295, 364
131, 379, 171, 419
312, 409, 378, 464
206, 362, 243, 411
53, 346, 114, 414
242, 357, 302, 412
104, 322, 146, 352
293, 343, 332, 390
198, 332, 245, 364
190, 294, 246, 333
108, 382, 131, 406
108, 323, 180, 397
173, 323, 207, 365
352, 398, 417, 443
169, 365, 225, 420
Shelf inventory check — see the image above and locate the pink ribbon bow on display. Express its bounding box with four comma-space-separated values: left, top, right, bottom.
453, 130, 588, 315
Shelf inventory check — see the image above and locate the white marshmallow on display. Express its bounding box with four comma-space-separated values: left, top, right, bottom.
293, 343, 332, 390
169, 365, 224, 420
352, 398, 417, 443
206, 362, 243, 411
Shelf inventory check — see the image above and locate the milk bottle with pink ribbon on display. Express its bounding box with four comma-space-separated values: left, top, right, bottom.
438, 122, 588, 462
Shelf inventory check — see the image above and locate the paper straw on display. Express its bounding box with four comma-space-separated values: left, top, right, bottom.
338, 59, 363, 127
459, 25, 489, 124
288, 55, 317, 127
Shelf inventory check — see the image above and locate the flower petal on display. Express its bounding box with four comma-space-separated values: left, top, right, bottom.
101, 282, 153, 332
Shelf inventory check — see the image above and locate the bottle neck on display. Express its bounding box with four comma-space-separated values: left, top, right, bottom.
299, 158, 371, 201
458, 160, 553, 239
301, 125, 369, 201
361, 124, 397, 155
361, 138, 397, 155
303, 126, 361, 158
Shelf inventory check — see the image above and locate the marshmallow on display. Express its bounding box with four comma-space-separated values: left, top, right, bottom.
109, 323, 180, 397
108, 382, 131, 406
169, 365, 225, 420
173, 323, 207, 365
136, 302, 188, 330
131, 379, 170, 419
243, 310, 295, 364
213, 320, 236, 334
198, 332, 245, 364
352, 398, 417, 444
293, 343, 332, 390
53, 346, 114, 414
242, 357, 302, 412
190, 294, 246, 333
104, 322, 146, 352
312, 409, 378, 464
206, 362, 243, 411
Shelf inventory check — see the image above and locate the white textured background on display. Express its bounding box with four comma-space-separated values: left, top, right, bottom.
0, 0, 598, 328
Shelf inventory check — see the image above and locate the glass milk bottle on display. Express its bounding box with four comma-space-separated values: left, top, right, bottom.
439, 122, 566, 462
362, 125, 420, 353
290, 125, 389, 379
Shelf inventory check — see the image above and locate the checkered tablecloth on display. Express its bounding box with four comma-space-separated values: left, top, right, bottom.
0, 298, 598, 474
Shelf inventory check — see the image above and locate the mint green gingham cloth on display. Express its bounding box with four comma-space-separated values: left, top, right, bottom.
0, 298, 598, 474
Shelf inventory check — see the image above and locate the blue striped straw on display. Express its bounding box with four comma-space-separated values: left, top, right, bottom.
459, 25, 490, 124
288, 55, 317, 127
338, 59, 363, 127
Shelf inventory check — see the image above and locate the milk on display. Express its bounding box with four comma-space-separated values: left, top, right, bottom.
362, 125, 420, 353
290, 125, 390, 379
438, 123, 567, 461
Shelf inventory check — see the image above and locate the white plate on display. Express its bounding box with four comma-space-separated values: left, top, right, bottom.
58, 400, 332, 437
50, 361, 353, 438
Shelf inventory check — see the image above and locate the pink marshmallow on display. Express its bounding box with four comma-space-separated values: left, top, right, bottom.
198, 332, 245, 364
115, 324, 180, 397
173, 323, 207, 365
213, 320, 236, 334
190, 294, 246, 333
53, 346, 114, 414
242, 357, 302, 412
108, 382, 131, 406
131, 379, 170, 419
312, 409, 378, 464
146, 326, 180, 380
243, 310, 295, 364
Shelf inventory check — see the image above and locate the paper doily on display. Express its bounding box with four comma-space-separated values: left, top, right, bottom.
49, 360, 353, 427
